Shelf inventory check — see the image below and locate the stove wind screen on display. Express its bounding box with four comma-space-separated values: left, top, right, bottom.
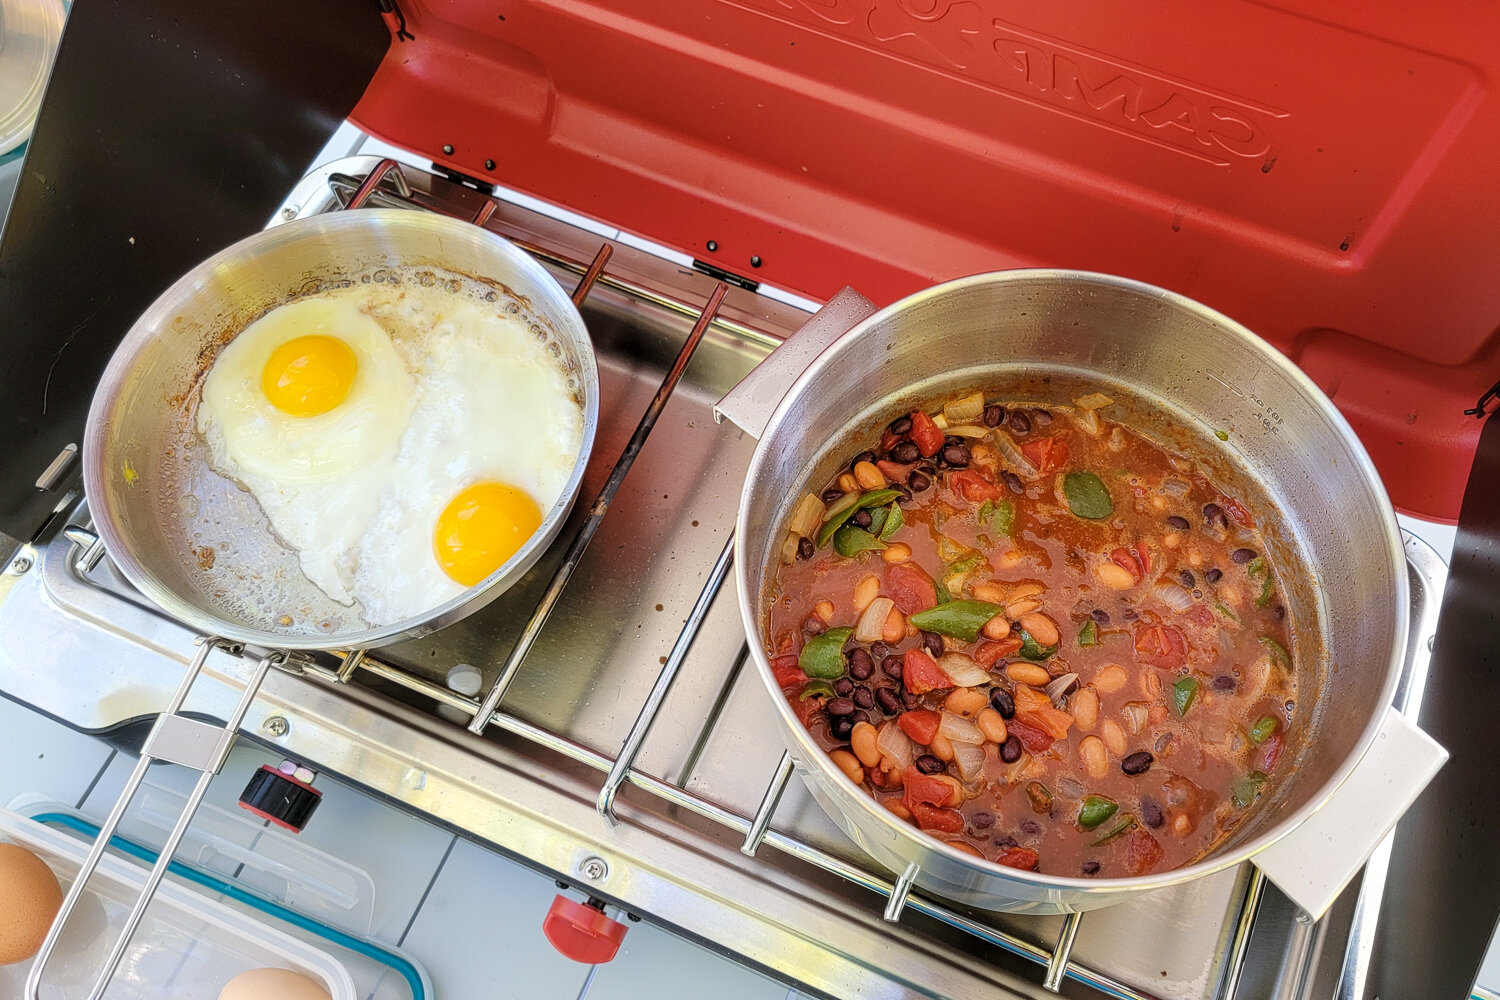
0, 0, 390, 540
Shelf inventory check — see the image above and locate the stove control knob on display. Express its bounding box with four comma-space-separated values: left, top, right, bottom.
543, 894, 627, 964
238, 760, 322, 832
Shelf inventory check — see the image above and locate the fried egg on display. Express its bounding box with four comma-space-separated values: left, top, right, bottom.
195, 276, 583, 626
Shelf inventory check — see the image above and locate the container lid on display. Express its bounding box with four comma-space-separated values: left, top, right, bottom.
0, 0, 64, 155
350, 1, 1500, 521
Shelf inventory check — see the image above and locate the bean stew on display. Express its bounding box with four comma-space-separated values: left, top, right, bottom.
766, 392, 1297, 878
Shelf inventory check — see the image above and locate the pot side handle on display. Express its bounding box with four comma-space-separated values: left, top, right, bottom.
713, 286, 876, 440
1250, 706, 1447, 920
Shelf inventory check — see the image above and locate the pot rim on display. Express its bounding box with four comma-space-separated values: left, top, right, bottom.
734, 267, 1408, 895
82, 208, 600, 651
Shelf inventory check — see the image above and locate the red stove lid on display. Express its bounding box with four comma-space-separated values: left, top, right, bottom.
351, 0, 1500, 523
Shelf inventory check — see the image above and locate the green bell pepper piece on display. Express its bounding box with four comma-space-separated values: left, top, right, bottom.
816, 488, 904, 548
819, 490, 862, 525
1063, 472, 1114, 519
991, 498, 1015, 536
866, 505, 888, 538
1171, 676, 1200, 716
1249, 715, 1278, 744
833, 524, 887, 558
1258, 636, 1291, 669
1090, 813, 1137, 846
908, 600, 1002, 643
1025, 782, 1053, 814
1232, 772, 1267, 808
1078, 794, 1119, 830
879, 502, 903, 540
798, 626, 853, 679
1077, 619, 1100, 647
1246, 556, 1275, 607
1017, 628, 1059, 662
798, 679, 836, 701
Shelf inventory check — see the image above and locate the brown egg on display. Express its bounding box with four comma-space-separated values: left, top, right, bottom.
218, 967, 332, 1000
0, 842, 63, 965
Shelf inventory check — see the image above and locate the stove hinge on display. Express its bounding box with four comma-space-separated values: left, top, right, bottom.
433, 164, 496, 197
690, 259, 759, 292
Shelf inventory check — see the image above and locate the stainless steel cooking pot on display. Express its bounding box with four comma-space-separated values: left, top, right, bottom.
720, 271, 1446, 916
83, 209, 599, 649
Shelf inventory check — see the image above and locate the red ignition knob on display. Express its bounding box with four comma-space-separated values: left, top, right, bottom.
543, 895, 628, 964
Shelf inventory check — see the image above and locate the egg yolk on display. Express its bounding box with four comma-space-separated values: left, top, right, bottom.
434, 481, 543, 587
261, 335, 358, 416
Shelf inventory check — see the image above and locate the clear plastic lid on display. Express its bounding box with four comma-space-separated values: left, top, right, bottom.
0, 0, 64, 155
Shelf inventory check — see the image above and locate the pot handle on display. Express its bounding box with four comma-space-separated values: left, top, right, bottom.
713, 286, 876, 440
1249, 705, 1447, 920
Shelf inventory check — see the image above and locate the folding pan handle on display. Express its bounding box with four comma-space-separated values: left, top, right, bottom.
1250, 705, 1447, 920
713, 286, 876, 440
25, 639, 283, 1000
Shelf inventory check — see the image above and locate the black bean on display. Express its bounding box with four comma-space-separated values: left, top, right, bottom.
941, 443, 970, 467
1203, 502, 1224, 526
827, 696, 855, 716
1122, 750, 1154, 775
891, 441, 920, 463
851, 450, 877, 469
1166, 514, 1191, 530
915, 754, 946, 774
829, 716, 855, 740
944, 435, 964, 448
870, 641, 892, 660
881, 655, 905, 679
969, 810, 995, 829
1081, 860, 1101, 875
1020, 818, 1041, 835
834, 678, 854, 697
1213, 674, 1237, 691
821, 487, 844, 504
892, 484, 913, 504
1179, 569, 1195, 588
797, 536, 815, 560
1031, 408, 1053, 426
803, 615, 826, 636
1004, 471, 1025, 495
1007, 410, 1031, 434
1122, 609, 1139, 620
983, 404, 1004, 427
1090, 608, 1111, 624
990, 688, 1016, 718
852, 508, 874, 529
1141, 796, 1164, 828
994, 835, 1019, 849
1231, 547, 1257, 564
999, 735, 1023, 763
876, 688, 901, 713
902, 690, 921, 710
1205, 567, 1223, 583
1273, 604, 1286, 621
921, 631, 945, 658
917, 463, 937, 477
853, 686, 875, 709
847, 648, 874, 680
907, 470, 932, 492
851, 709, 871, 726
889, 415, 913, 435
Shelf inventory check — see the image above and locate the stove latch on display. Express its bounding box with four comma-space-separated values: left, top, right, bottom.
543, 893, 628, 964
238, 759, 323, 833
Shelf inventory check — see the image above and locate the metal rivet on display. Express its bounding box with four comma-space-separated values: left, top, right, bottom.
484, 158, 495, 170
579, 855, 609, 881
9, 556, 32, 574
705, 240, 718, 252
750, 255, 763, 267
442, 144, 455, 155
263, 716, 289, 737
280, 207, 297, 220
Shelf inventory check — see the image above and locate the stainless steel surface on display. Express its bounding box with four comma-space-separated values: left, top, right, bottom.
34, 443, 77, 492
0, 160, 1452, 1000
731, 270, 1416, 914
82, 208, 600, 650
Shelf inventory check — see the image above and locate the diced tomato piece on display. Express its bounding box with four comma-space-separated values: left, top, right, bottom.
880, 429, 902, 452
770, 654, 806, 689
1220, 494, 1255, 528
1134, 540, 1152, 576
909, 411, 944, 457
974, 637, 1022, 667
948, 469, 1004, 503
1110, 547, 1143, 584
792, 693, 822, 727
903, 648, 952, 694
1124, 829, 1165, 875
1133, 623, 1189, 670
910, 801, 965, 833
1012, 684, 1076, 740
902, 764, 955, 808
897, 709, 942, 745
1255, 732, 1285, 773
995, 846, 1041, 871
876, 459, 911, 484
1184, 604, 1215, 628
1007, 718, 1055, 753
886, 562, 938, 614
1019, 437, 1069, 475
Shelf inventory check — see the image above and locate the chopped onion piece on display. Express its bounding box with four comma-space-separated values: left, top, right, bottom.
1075, 392, 1115, 410
932, 412, 949, 430
876, 721, 915, 771
938, 652, 990, 687
1045, 672, 1080, 707
1150, 582, 1195, 612
952, 740, 987, 782
992, 429, 1039, 479
939, 710, 986, 745
944, 424, 989, 439
1075, 407, 1100, 436
779, 531, 800, 565
1122, 701, 1149, 734
943, 391, 986, 424
1161, 477, 1190, 498
1107, 426, 1125, 452
855, 597, 895, 643
787, 493, 826, 539
1057, 775, 1086, 799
